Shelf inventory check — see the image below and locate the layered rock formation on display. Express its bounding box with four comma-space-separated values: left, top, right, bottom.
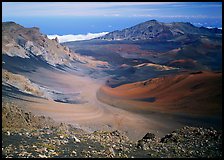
2, 22, 109, 68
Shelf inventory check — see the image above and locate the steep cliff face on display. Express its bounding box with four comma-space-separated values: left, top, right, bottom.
2, 22, 75, 66
2, 22, 110, 69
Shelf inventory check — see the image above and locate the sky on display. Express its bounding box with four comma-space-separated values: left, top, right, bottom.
2, 2, 222, 42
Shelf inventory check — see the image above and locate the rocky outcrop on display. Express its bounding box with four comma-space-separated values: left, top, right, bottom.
2, 22, 111, 69
54, 37, 59, 43
2, 101, 222, 158
2, 101, 57, 131
2, 22, 74, 66
2, 69, 50, 99
136, 126, 222, 158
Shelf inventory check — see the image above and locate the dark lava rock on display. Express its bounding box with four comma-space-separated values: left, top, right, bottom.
142, 133, 155, 140
110, 130, 121, 137
160, 134, 173, 143
136, 140, 145, 149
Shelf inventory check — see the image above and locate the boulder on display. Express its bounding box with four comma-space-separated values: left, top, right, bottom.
160, 133, 175, 143
109, 147, 115, 157
136, 139, 147, 150
142, 132, 155, 140
110, 130, 121, 136
73, 135, 81, 143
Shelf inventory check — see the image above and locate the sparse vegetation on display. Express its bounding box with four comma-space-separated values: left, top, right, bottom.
2, 101, 222, 158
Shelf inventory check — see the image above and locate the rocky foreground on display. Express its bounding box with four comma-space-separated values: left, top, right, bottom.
2, 101, 222, 158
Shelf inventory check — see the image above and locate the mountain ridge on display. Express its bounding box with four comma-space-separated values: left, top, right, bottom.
97, 19, 222, 41
2, 21, 110, 71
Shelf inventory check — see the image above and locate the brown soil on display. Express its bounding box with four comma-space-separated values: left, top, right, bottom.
98, 71, 222, 116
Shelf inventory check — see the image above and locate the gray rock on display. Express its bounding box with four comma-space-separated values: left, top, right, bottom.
56, 140, 61, 145
109, 147, 115, 157
73, 136, 81, 143
64, 46, 69, 52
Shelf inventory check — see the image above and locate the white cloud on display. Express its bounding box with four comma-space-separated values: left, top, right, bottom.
3, 2, 221, 18
206, 26, 222, 30
47, 32, 109, 43
2, 2, 195, 18
3, 2, 174, 17
193, 22, 203, 26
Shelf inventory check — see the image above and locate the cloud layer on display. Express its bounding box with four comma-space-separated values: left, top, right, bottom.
47, 32, 109, 43
3, 2, 222, 18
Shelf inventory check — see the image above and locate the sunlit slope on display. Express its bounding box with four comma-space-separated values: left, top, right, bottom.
98, 71, 222, 115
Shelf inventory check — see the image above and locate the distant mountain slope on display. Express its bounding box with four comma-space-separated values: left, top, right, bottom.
97, 20, 222, 41
65, 19, 221, 75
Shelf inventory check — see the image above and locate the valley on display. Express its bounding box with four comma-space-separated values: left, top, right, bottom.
2, 19, 222, 158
